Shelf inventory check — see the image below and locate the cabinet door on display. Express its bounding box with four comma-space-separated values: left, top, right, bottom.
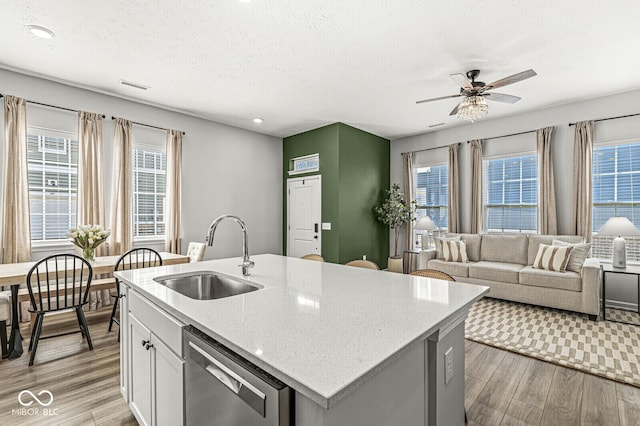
120, 284, 130, 402
129, 314, 153, 426
153, 336, 185, 426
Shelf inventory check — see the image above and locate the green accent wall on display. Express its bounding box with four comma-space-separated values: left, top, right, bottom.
283, 123, 390, 267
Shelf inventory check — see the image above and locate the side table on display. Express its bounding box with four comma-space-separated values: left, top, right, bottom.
601, 263, 640, 325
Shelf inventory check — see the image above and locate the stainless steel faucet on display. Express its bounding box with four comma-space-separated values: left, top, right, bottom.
206, 214, 255, 276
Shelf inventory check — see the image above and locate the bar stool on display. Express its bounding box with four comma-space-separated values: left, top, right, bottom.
0, 293, 8, 358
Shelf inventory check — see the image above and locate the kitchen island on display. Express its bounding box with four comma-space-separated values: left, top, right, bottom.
115, 254, 488, 426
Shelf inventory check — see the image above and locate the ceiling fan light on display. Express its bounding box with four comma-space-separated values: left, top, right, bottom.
456, 95, 488, 122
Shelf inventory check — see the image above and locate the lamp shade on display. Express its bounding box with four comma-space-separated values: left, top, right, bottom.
415, 216, 437, 231
597, 217, 640, 237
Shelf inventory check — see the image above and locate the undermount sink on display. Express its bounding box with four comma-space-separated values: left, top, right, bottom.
153, 271, 261, 300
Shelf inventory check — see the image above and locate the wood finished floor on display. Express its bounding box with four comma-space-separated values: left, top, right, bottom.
465, 340, 640, 426
0, 307, 136, 425
2, 308, 640, 425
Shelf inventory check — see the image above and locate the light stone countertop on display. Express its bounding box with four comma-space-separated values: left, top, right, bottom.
115, 253, 489, 409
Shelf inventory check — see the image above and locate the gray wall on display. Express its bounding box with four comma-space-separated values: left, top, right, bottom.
391, 89, 640, 310
0, 68, 283, 261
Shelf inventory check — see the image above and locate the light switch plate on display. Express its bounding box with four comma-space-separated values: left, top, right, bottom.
322, 222, 331, 230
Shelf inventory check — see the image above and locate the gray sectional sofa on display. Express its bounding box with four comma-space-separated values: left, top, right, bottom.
423, 233, 601, 319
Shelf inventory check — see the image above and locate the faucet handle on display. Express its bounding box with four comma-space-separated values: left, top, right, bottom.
240, 260, 255, 269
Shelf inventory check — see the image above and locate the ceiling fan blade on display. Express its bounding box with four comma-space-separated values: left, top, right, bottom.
449, 102, 461, 116
450, 73, 473, 89
416, 94, 462, 104
484, 92, 521, 104
485, 69, 537, 90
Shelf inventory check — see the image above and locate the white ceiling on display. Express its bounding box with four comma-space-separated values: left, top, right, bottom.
1, 1, 640, 140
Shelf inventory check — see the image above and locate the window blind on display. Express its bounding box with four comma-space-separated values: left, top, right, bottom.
592, 142, 640, 261
27, 131, 78, 241
483, 154, 537, 233
414, 164, 448, 248
133, 147, 167, 237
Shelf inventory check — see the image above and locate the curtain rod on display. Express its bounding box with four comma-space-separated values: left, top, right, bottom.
111, 116, 185, 135
466, 129, 537, 142
0, 93, 105, 118
400, 142, 460, 156
568, 112, 640, 127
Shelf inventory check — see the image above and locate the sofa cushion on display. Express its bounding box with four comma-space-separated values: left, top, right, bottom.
468, 261, 524, 284
527, 234, 584, 265
435, 235, 460, 259
552, 240, 591, 273
532, 244, 573, 272
480, 234, 528, 265
519, 266, 582, 292
427, 259, 471, 278
447, 233, 482, 262
443, 240, 468, 263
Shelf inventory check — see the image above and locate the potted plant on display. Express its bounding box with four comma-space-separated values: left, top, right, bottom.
68, 224, 111, 262
374, 183, 416, 272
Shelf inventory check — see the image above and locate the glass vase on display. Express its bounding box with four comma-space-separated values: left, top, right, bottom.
82, 247, 96, 263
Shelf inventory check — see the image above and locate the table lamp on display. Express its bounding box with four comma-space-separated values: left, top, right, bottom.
415, 216, 437, 249
598, 217, 640, 268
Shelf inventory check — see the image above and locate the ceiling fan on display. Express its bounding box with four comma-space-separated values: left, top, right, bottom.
416, 69, 537, 121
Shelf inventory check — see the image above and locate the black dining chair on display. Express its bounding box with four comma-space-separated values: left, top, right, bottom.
109, 248, 163, 341
26, 254, 94, 366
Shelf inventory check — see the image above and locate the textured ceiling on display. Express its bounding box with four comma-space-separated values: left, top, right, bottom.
1, 1, 639, 139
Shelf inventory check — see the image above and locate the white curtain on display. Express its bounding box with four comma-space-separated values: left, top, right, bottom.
469, 140, 484, 234
77, 111, 110, 308
402, 152, 414, 251
573, 121, 594, 242
109, 118, 133, 255
165, 129, 182, 254
448, 143, 460, 233
537, 126, 557, 235
2, 95, 31, 264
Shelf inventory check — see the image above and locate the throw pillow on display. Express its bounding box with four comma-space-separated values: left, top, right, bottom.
435, 235, 461, 259
443, 240, 468, 263
532, 244, 573, 272
552, 240, 591, 273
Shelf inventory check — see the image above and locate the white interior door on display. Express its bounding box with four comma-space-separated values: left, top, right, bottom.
287, 176, 321, 258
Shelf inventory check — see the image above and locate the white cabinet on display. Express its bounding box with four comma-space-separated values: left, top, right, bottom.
130, 315, 153, 426
120, 283, 130, 401
123, 289, 185, 426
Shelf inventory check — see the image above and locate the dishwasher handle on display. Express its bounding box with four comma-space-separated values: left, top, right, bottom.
188, 341, 267, 417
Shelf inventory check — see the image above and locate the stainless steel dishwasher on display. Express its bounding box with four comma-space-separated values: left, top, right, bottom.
183, 326, 292, 425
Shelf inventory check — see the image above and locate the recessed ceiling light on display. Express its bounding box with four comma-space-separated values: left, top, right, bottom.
27, 25, 55, 39
253, 118, 263, 124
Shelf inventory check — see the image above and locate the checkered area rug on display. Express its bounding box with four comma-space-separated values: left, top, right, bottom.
465, 298, 640, 387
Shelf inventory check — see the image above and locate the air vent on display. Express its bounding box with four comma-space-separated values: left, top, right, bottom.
120, 80, 150, 90
429, 123, 445, 128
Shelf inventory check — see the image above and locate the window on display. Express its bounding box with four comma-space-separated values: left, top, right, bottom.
484, 154, 537, 233
27, 128, 78, 241
133, 147, 166, 238
592, 142, 640, 261
414, 164, 448, 248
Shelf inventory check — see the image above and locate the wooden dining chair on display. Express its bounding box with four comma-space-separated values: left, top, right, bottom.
0, 293, 9, 358
345, 260, 380, 270
25, 254, 94, 366
409, 269, 456, 281
301, 254, 325, 262
109, 248, 163, 341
